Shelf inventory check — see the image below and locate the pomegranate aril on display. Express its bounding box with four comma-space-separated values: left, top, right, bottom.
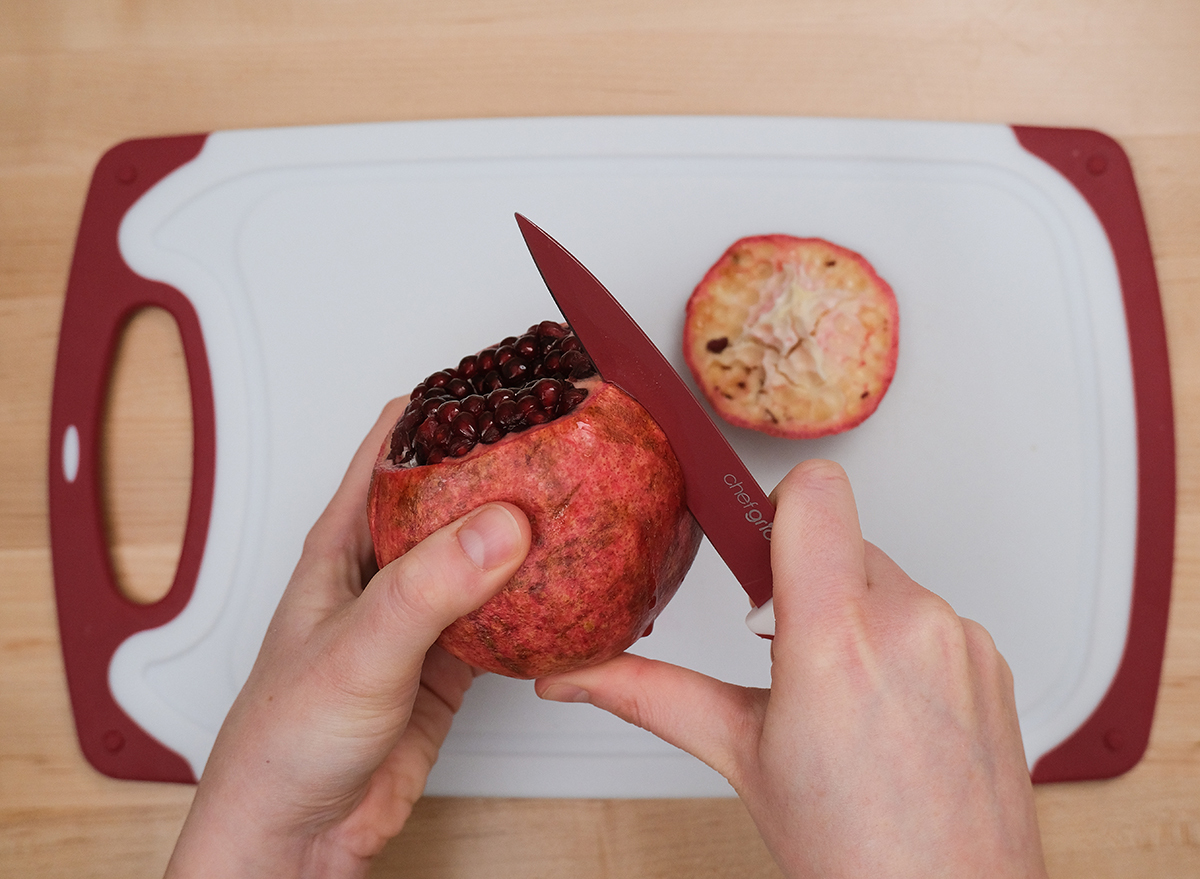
478, 371, 504, 393
494, 399, 523, 430
400, 409, 423, 433
447, 437, 474, 457
558, 350, 585, 375
414, 417, 438, 444
486, 388, 515, 409
433, 423, 452, 446
495, 345, 516, 366
515, 333, 538, 357
478, 411, 501, 443
457, 356, 479, 379
446, 377, 471, 398
516, 394, 541, 419
425, 447, 446, 465
501, 357, 530, 383
426, 370, 455, 390
562, 387, 587, 411
451, 411, 478, 440
436, 400, 462, 424
393, 438, 414, 459
461, 394, 486, 415
476, 349, 497, 372
533, 378, 563, 410
537, 321, 568, 344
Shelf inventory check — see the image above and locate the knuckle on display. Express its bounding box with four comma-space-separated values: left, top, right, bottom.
924, 596, 966, 640
961, 617, 1014, 682
901, 591, 972, 664
377, 549, 454, 632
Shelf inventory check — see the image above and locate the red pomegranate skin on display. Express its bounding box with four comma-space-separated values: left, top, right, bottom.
368, 381, 703, 679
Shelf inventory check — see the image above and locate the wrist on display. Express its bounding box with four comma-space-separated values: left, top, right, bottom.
165, 775, 371, 879
167, 814, 370, 879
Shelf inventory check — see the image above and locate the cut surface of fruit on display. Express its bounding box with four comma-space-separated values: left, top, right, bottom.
684, 235, 899, 439
386, 320, 596, 467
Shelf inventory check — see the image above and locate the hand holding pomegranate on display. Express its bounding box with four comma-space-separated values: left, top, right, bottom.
536, 459, 1049, 879
163, 396, 1047, 879
165, 399, 532, 879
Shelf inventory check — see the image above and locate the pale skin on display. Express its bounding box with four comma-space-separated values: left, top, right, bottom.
166, 400, 1048, 878
538, 461, 1048, 878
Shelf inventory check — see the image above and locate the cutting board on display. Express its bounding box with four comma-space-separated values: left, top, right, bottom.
49, 116, 1173, 795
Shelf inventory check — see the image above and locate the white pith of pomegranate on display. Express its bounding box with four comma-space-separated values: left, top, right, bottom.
684, 235, 899, 439
367, 322, 703, 679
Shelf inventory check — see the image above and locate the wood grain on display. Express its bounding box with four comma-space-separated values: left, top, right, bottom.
3, 1, 1198, 876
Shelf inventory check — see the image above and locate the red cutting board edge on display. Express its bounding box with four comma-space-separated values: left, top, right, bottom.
1012, 127, 1175, 783
49, 133, 211, 783
47, 122, 1175, 785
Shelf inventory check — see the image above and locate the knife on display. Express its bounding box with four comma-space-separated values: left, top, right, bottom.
515, 214, 778, 637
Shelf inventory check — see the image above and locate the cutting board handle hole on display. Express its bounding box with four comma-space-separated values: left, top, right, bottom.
100, 306, 194, 606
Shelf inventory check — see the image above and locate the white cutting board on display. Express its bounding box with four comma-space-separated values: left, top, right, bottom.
62, 116, 1156, 795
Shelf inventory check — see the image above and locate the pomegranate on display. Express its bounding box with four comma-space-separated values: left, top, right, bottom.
684, 235, 899, 439
367, 321, 702, 679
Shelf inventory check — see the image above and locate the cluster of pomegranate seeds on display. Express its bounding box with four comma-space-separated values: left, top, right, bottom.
390, 321, 598, 467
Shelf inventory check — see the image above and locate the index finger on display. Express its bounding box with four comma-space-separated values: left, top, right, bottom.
769, 459, 869, 637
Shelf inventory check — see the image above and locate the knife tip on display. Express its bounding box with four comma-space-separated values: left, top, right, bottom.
514, 213, 544, 247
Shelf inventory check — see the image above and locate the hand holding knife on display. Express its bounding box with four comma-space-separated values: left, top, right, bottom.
515, 214, 778, 637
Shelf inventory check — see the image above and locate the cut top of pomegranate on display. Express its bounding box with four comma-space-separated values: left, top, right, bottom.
684, 235, 899, 439
388, 321, 598, 467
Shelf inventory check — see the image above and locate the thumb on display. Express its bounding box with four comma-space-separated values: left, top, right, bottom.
347, 503, 531, 687
535, 654, 766, 787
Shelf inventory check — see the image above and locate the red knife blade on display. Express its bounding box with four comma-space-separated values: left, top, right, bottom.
516, 214, 776, 624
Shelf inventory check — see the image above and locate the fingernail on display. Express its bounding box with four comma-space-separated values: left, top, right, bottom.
538, 682, 590, 703
458, 505, 522, 570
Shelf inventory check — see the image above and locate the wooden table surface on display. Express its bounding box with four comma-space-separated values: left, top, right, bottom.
3, 2, 1199, 876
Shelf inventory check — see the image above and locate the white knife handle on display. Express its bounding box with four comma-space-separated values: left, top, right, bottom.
744, 598, 776, 637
